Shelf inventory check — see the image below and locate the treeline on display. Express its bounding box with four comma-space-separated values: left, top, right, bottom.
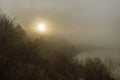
0, 12, 117, 80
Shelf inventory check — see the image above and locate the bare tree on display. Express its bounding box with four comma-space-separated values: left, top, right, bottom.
83, 58, 114, 80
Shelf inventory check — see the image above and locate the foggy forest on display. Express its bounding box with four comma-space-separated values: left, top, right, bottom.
0, 0, 120, 80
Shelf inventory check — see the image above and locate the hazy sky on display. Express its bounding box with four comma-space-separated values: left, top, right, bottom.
0, 0, 120, 58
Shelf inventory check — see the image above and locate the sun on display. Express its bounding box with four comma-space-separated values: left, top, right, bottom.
37, 23, 46, 32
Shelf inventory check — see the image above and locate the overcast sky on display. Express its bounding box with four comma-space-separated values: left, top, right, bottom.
0, 0, 120, 58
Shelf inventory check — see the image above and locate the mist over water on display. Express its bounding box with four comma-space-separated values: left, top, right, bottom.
76, 49, 120, 60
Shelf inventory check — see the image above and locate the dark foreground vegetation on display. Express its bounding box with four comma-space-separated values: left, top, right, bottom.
0, 12, 117, 80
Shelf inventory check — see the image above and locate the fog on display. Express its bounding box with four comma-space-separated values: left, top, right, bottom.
0, 0, 120, 59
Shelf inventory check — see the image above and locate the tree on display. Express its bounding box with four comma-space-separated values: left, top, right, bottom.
0, 12, 45, 65
83, 58, 113, 80
0, 13, 26, 54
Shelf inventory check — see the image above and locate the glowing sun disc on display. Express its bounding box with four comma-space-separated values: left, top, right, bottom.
37, 23, 46, 32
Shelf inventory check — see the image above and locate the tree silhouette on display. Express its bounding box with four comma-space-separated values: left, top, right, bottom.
83, 58, 114, 80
